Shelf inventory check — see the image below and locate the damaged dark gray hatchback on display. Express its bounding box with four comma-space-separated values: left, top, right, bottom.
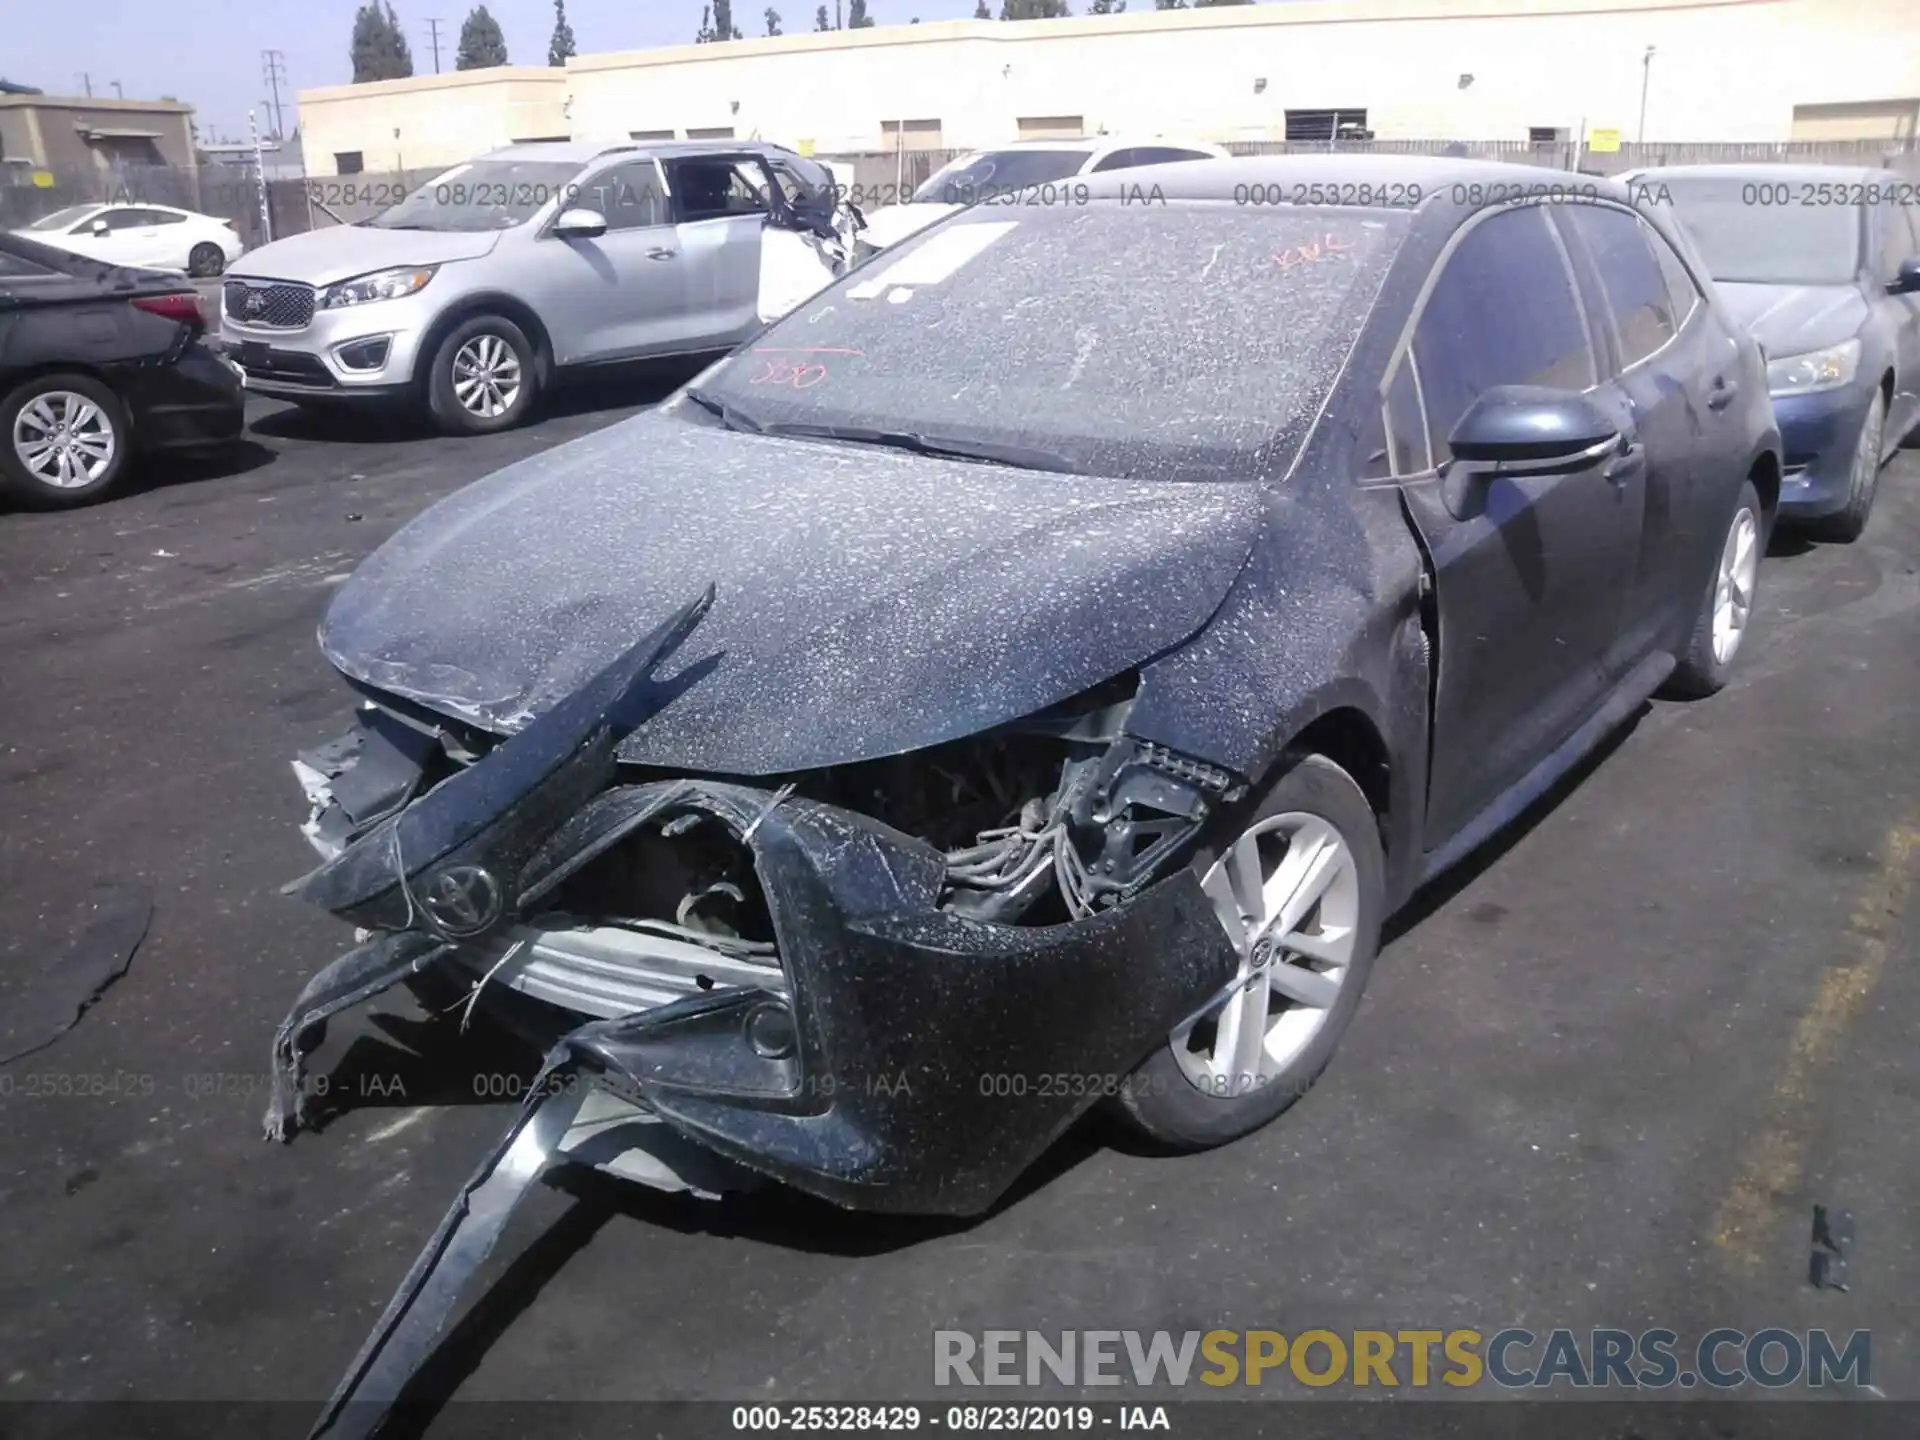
266, 155, 1780, 1434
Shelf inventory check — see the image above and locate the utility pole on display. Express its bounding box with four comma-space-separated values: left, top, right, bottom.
249, 108, 273, 244
75, 72, 93, 97
111, 81, 124, 98
1637, 45, 1655, 145
426, 17, 445, 73
261, 50, 289, 139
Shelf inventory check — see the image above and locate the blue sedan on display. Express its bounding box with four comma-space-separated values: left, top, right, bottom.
1627, 163, 1920, 541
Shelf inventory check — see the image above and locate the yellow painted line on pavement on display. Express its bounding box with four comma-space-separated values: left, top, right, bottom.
1710, 825, 1919, 1265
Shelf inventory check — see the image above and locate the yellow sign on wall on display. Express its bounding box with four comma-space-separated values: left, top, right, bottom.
1587, 128, 1622, 153
30, 169, 54, 188
796, 138, 816, 157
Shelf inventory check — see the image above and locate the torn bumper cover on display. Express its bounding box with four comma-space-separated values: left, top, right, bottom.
265, 588, 1238, 1215
267, 588, 1240, 1438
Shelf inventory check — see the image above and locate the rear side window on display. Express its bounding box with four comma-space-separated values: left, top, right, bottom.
1131, 147, 1215, 166
670, 159, 771, 221
1412, 206, 1596, 464
1090, 149, 1140, 173
1560, 203, 1677, 370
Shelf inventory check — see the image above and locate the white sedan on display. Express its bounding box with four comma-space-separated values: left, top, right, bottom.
858, 137, 1230, 252
12, 203, 244, 277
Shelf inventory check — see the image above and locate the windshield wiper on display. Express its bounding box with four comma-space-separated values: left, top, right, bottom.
761, 422, 1080, 474
681, 387, 766, 434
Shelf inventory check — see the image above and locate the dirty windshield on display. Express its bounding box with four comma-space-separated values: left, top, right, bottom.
1657, 177, 1864, 285
911, 150, 1090, 203
697, 201, 1407, 482
363, 159, 586, 231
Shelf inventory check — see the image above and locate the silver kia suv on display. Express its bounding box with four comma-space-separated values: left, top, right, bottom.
219, 140, 841, 434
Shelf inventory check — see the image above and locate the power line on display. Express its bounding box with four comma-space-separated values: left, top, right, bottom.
261, 50, 288, 139
425, 17, 445, 73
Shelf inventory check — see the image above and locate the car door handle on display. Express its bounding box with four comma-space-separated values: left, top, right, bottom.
1603, 440, 1646, 486
647, 247, 677, 261
1707, 376, 1739, 411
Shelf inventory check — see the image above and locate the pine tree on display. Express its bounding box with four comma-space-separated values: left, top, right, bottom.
973, 0, 990, 13
455, 4, 509, 67
385, 4, 416, 74
1154, 0, 1187, 8
765, 7, 782, 33
1193, 0, 1250, 6
352, 1, 416, 80
815, 3, 831, 26
1001, 0, 1069, 16
847, 0, 873, 24
1087, 0, 1125, 10
713, 0, 744, 38
549, 0, 577, 64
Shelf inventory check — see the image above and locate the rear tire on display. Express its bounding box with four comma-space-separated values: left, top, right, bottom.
1663, 479, 1763, 699
0, 373, 130, 510
1111, 754, 1386, 1151
426, 315, 539, 436
1810, 390, 1884, 543
188, 243, 226, 278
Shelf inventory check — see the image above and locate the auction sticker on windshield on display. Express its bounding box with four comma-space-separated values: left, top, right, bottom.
848, 221, 1020, 301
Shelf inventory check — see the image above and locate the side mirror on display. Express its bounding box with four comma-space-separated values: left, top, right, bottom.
90, 218, 112, 236
1887, 257, 1920, 295
552, 208, 608, 240
1447, 385, 1621, 473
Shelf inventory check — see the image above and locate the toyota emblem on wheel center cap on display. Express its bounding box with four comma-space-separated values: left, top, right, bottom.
418, 863, 503, 937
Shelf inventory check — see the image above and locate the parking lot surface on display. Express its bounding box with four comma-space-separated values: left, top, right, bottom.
1, 389, 1917, 1413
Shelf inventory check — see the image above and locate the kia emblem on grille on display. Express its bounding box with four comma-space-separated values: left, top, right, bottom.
242, 290, 266, 317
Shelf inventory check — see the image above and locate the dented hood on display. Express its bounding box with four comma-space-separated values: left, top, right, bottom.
320, 409, 1263, 775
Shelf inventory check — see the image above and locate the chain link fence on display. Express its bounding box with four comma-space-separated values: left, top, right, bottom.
6, 136, 1916, 260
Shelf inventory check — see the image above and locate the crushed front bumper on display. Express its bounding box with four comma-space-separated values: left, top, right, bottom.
1773, 384, 1873, 519
287, 715, 1237, 1213
270, 591, 1244, 1438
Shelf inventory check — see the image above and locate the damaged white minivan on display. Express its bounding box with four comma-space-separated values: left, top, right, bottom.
217, 139, 862, 434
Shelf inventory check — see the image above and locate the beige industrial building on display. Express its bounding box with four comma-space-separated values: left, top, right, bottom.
0, 93, 199, 176
297, 0, 1920, 177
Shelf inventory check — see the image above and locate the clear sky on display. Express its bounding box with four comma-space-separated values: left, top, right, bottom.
0, 0, 1000, 144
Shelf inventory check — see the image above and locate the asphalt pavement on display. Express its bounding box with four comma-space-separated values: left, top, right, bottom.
1, 385, 1917, 1423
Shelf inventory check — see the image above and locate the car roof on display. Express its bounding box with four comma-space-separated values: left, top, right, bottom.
1627, 162, 1890, 184
1077, 151, 1640, 205
481, 139, 800, 166
969, 136, 1223, 154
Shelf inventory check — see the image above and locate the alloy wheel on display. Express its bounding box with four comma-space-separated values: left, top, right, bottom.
451, 334, 523, 419
1175, 811, 1362, 1096
1711, 505, 1759, 665
12, 391, 116, 489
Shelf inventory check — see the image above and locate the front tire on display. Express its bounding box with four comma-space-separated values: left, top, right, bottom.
426, 315, 538, 436
0, 373, 130, 509
1112, 754, 1386, 1151
187, 242, 226, 278
1810, 390, 1885, 543
1663, 479, 1763, 699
